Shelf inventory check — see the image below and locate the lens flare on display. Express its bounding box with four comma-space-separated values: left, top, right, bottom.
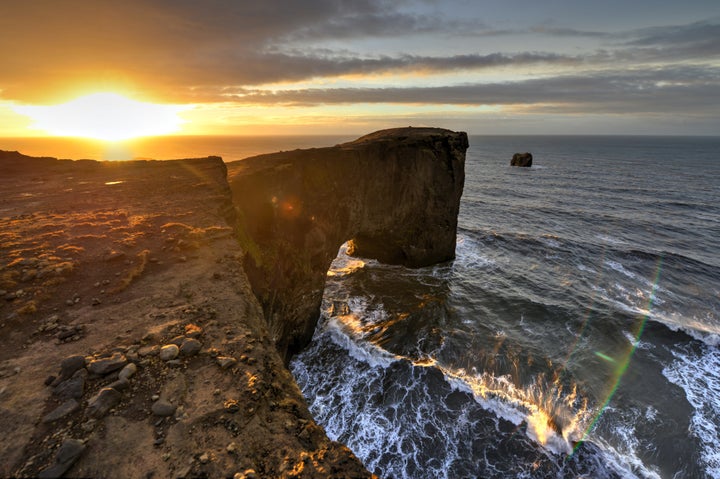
570, 257, 664, 455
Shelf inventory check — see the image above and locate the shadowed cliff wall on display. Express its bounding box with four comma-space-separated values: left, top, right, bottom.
227, 127, 468, 362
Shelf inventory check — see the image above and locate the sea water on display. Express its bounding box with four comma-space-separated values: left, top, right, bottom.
289, 136, 720, 478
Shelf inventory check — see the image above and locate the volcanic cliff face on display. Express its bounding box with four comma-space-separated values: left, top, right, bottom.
227, 127, 468, 362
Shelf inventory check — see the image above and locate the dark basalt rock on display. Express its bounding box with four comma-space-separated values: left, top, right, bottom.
511, 152, 533, 167
228, 127, 468, 362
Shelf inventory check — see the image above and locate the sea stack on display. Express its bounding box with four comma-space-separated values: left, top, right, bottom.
511, 152, 533, 167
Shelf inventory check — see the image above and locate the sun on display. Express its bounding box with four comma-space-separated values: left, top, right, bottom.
13, 92, 189, 141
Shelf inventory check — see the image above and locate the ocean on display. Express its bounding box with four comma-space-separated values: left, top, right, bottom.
4, 134, 719, 478
288, 136, 720, 478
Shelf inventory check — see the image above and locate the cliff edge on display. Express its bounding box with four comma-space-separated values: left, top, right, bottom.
0, 127, 467, 478
227, 127, 468, 361
0, 152, 372, 478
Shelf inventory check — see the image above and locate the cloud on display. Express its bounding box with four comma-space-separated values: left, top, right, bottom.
219, 65, 720, 117
0, 0, 718, 130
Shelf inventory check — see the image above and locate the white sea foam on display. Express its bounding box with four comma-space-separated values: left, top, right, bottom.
596, 233, 629, 246
454, 233, 496, 270
662, 345, 720, 478
320, 314, 399, 369
539, 236, 561, 249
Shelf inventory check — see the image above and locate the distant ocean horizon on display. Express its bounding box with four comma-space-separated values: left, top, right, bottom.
2, 133, 720, 164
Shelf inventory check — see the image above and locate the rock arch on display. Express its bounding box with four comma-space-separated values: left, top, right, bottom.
227, 128, 468, 362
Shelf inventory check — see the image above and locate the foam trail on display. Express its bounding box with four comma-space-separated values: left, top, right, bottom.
663, 344, 720, 478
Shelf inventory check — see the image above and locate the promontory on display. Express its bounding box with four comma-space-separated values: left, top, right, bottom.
0, 127, 468, 478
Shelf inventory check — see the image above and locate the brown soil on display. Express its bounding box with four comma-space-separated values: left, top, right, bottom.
0, 152, 374, 478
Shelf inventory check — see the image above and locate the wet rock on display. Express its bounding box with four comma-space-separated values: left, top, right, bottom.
42, 399, 80, 423
179, 338, 202, 357
159, 344, 179, 361
118, 362, 137, 381
169, 335, 185, 346
87, 352, 127, 375
87, 387, 122, 418
38, 438, 85, 478
151, 398, 176, 417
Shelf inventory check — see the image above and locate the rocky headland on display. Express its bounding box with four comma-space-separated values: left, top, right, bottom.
0, 127, 468, 478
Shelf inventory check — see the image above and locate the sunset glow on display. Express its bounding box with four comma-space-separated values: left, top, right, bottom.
12, 93, 188, 141
1, 2, 718, 136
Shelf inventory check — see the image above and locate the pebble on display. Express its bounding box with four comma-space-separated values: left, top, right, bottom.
87, 352, 127, 375
108, 378, 130, 392
224, 399, 240, 414
159, 344, 179, 361
138, 345, 158, 357
42, 399, 80, 423
234, 469, 258, 479
184, 324, 203, 338
217, 356, 237, 370
87, 387, 122, 418
226, 442, 238, 454
151, 398, 176, 417
199, 452, 209, 464
179, 338, 202, 357
169, 336, 185, 346
118, 363, 137, 381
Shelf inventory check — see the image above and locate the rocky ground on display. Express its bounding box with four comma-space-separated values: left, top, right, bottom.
0, 151, 374, 478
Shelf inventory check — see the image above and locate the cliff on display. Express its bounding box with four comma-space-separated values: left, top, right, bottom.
0, 127, 467, 478
0, 151, 371, 478
227, 127, 468, 362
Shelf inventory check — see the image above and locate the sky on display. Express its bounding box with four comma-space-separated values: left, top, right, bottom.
1, 0, 719, 137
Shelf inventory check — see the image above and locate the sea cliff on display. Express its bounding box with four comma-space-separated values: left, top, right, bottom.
0, 127, 467, 478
